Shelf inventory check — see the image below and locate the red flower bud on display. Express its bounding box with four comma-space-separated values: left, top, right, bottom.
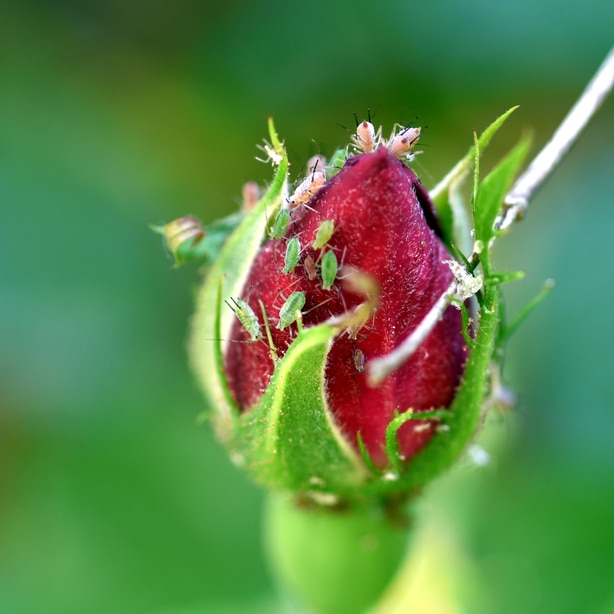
224, 147, 467, 467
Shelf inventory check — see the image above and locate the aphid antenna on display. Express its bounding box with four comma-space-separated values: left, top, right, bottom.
336, 121, 353, 136
302, 295, 335, 317
258, 299, 279, 363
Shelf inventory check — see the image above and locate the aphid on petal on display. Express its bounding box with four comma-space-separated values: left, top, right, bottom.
311, 219, 335, 249
352, 347, 365, 373
289, 171, 327, 210
352, 120, 380, 153
270, 208, 290, 239
226, 297, 261, 342
283, 237, 301, 274
303, 254, 317, 281
320, 249, 338, 291
277, 291, 306, 330
387, 126, 421, 159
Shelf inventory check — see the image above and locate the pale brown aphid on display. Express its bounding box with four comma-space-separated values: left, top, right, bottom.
288, 171, 326, 210
303, 254, 317, 281
352, 120, 380, 153
386, 125, 421, 159
352, 348, 365, 373
241, 181, 260, 212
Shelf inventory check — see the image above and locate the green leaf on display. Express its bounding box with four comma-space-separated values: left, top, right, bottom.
474, 134, 532, 247
189, 119, 289, 443
235, 324, 368, 496
499, 278, 555, 345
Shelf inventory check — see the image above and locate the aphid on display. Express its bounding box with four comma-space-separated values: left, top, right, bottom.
277, 291, 306, 330
320, 249, 338, 291
352, 348, 365, 373
311, 219, 335, 250
288, 171, 326, 210
303, 254, 317, 281
226, 297, 261, 341
326, 148, 349, 178
282, 237, 301, 274
352, 120, 379, 153
269, 208, 290, 239
387, 126, 421, 159
241, 181, 260, 212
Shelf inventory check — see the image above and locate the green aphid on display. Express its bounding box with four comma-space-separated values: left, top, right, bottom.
320, 249, 338, 290
227, 297, 261, 341
277, 291, 306, 330
311, 219, 335, 250
282, 237, 301, 274
269, 208, 290, 239
326, 149, 349, 178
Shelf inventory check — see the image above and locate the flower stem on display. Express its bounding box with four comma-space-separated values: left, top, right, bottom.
497, 45, 614, 231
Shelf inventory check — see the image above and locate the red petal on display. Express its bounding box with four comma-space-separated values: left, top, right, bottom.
224, 148, 467, 467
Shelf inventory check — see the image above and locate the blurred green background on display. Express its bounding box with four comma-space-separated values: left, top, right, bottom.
1, 1, 613, 613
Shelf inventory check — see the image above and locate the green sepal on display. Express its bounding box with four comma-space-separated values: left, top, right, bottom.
233, 323, 368, 498
361, 283, 500, 499
474, 135, 532, 251
498, 278, 555, 346
189, 119, 289, 443
431, 106, 520, 247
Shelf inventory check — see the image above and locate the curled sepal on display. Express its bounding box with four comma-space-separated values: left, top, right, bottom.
233, 324, 368, 500
189, 119, 289, 442
151, 216, 206, 268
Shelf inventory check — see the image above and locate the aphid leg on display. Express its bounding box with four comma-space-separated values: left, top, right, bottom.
258, 299, 279, 364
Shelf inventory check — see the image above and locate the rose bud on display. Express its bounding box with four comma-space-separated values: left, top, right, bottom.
187, 118, 510, 504
225, 147, 466, 468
